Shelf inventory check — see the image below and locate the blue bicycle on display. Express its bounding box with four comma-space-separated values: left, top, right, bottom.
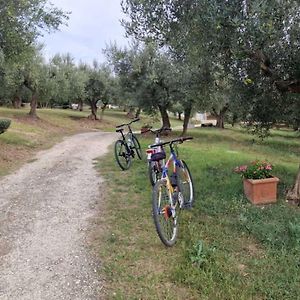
150, 137, 194, 246
145, 127, 171, 186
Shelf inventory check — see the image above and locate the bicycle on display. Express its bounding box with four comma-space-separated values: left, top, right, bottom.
150, 136, 194, 246
114, 118, 142, 170
145, 127, 171, 186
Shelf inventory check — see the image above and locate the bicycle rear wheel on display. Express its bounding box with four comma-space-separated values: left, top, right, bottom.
148, 161, 162, 186
132, 135, 143, 160
152, 179, 178, 246
114, 140, 132, 170
177, 160, 194, 208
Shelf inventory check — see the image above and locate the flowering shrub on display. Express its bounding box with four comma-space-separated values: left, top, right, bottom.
234, 160, 273, 179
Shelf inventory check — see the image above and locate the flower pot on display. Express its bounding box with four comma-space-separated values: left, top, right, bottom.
243, 177, 279, 205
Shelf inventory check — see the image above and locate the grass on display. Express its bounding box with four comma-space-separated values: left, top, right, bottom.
96, 126, 300, 299
0, 106, 181, 176
1, 107, 299, 298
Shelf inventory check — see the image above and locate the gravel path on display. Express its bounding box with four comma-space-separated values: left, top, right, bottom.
0, 132, 117, 300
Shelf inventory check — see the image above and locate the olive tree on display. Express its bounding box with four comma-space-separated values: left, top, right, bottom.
122, 0, 300, 201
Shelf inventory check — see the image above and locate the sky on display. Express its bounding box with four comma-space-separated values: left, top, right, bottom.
39, 0, 130, 65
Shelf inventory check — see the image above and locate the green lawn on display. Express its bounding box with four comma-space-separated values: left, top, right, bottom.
1, 107, 299, 299
96, 126, 300, 299
0, 107, 182, 176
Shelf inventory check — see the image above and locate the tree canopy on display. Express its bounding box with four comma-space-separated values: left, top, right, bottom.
121, 0, 300, 133
0, 0, 68, 60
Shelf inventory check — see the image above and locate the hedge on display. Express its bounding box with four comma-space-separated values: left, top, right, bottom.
0, 119, 11, 134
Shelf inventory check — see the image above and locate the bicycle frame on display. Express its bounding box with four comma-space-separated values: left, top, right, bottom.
116, 118, 140, 153
150, 136, 194, 246
160, 143, 185, 209
125, 131, 134, 147
117, 124, 132, 141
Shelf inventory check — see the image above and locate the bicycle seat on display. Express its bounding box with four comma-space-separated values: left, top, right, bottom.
151, 151, 166, 161
116, 128, 124, 133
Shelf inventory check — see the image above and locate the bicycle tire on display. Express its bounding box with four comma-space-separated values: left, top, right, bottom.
177, 160, 195, 208
152, 179, 178, 246
132, 135, 142, 160
148, 161, 162, 186
114, 140, 132, 170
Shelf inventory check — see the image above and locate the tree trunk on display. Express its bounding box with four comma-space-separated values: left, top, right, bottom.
12, 94, 21, 109
216, 115, 225, 128
287, 165, 300, 204
212, 103, 229, 129
182, 105, 192, 136
78, 99, 83, 111
178, 112, 182, 121
158, 105, 171, 128
127, 106, 135, 119
100, 102, 108, 121
24, 77, 38, 118
231, 113, 238, 127
88, 100, 98, 120
28, 93, 38, 118
135, 107, 141, 118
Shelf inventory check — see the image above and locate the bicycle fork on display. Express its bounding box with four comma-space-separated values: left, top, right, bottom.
159, 177, 179, 220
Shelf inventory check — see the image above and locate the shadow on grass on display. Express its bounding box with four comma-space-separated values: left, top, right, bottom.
68, 115, 88, 120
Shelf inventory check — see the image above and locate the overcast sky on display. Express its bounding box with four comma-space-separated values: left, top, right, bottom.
39, 0, 129, 65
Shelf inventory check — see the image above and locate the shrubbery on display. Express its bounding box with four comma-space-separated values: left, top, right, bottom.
0, 119, 11, 134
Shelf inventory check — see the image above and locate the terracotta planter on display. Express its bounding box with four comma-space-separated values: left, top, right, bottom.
243, 177, 279, 205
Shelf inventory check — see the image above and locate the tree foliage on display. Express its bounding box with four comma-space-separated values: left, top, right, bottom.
121, 0, 300, 132
0, 0, 68, 60
106, 42, 177, 127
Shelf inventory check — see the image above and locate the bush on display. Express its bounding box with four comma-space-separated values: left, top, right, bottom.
0, 119, 11, 134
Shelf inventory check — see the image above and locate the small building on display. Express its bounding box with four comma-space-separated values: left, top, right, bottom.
194, 112, 217, 126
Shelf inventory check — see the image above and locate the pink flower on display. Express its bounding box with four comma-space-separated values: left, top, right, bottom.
239, 165, 247, 172
234, 160, 273, 179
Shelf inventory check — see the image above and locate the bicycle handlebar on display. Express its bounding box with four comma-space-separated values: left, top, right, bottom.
150, 136, 193, 148
116, 118, 140, 128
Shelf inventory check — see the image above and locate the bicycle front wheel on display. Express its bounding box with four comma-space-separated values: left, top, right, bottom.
114, 140, 132, 170
177, 160, 195, 208
152, 179, 178, 246
132, 135, 143, 160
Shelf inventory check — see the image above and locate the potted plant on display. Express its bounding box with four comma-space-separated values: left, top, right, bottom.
234, 160, 279, 204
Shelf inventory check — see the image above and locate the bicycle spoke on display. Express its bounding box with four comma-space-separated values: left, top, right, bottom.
177, 160, 194, 208
114, 140, 132, 170
152, 180, 178, 246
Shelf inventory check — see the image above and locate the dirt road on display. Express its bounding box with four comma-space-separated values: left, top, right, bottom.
0, 132, 117, 300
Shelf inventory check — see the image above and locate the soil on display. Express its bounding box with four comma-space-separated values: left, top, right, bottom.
0, 131, 117, 299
